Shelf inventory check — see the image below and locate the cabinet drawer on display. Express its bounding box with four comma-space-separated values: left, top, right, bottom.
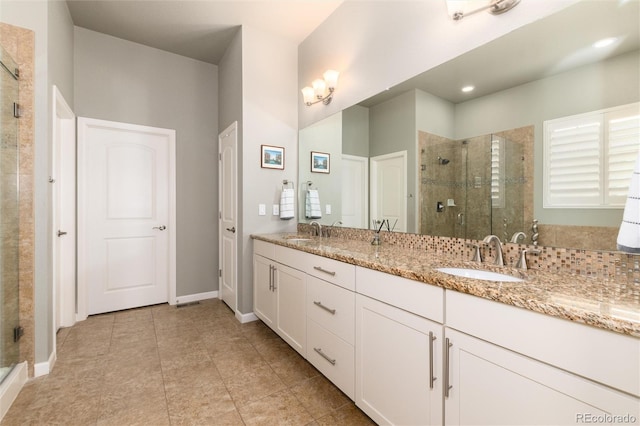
307, 276, 355, 345
356, 266, 444, 322
446, 290, 640, 397
307, 319, 355, 400
254, 239, 275, 260
275, 245, 355, 290
305, 255, 355, 291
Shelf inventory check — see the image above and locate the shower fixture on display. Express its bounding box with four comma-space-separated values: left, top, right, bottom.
447, 0, 521, 21
438, 156, 450, 165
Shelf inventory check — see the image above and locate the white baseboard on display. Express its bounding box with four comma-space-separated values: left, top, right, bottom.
236, 311, 258, 323
174, 290, 218, 305
33, 350, 56, 378
0, 362, 27, 422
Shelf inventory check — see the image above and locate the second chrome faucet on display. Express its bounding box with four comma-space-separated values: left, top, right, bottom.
482, 235, 504, 267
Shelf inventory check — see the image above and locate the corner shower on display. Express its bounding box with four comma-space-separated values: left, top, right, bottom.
419, 131, 525, 241
0, 45, 20, 385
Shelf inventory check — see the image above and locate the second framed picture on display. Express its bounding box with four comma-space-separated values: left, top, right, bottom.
311, 151, 330, 174
261, 145, 285, 170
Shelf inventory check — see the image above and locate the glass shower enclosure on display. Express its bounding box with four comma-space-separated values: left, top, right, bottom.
0, 45, 20, 384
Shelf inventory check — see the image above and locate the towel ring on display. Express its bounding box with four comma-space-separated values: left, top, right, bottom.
282, 179, 294, 190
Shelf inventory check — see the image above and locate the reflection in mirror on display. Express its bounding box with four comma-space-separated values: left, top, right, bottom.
297, 0, 639, 250
418, 127, 529, 243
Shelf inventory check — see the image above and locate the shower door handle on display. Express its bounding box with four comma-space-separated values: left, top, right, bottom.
57, 230, 67, 237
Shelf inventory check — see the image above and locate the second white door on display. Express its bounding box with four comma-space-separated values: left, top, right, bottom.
370, 151, 407, 232
219, 122, 238, 312
78, 118, 176, 316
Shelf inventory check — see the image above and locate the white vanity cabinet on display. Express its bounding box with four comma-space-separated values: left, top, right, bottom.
444, 291, 640, 426
302, 250, 357, 399
253, 240, 307, 356
355, 267, 444, 426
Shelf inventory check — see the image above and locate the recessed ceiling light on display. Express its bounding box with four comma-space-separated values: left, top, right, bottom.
461, 85, 475, 93
593, 37, 617, 48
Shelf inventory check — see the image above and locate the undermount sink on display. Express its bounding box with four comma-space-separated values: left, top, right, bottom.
436, 267, 524, 283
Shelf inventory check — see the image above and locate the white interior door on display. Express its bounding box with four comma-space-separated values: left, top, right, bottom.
341, 154, 369, 228
78, 118, 176, 316
52, 86, 76, 329
219, 122, 237, 312
370, 151, 407, 232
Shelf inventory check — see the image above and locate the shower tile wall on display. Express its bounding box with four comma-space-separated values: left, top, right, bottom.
491, 126, 532, 242
0, 55, 20, 375
0, 23, 35, 376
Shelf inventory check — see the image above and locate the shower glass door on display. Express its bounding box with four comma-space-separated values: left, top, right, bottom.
0, 45, 20, 384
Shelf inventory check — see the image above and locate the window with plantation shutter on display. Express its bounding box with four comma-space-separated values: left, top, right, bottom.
544, 103, 639, 208
491, 136, 505, 208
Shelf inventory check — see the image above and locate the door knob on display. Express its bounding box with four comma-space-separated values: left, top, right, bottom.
57, 230, 67, 237
226, 227, 236, 233
152, 225, 166, 231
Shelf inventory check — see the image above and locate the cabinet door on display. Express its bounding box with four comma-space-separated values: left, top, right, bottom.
275, 263, 307, 356
253, 254, 276, 328
444, 328, 640, 426
356, 294, 443, 426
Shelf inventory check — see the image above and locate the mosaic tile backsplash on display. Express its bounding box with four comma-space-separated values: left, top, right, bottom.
298, 223, 640, 284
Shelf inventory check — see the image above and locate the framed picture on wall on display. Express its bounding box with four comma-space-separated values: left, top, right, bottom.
261, 145, 285, 170
311, 151, 330, 174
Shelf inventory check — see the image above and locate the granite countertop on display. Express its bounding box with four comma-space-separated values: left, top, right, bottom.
252, 233, 640, 338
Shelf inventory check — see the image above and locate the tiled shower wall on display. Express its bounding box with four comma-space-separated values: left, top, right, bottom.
0, 44, 20, 374
0, 23, 35, 377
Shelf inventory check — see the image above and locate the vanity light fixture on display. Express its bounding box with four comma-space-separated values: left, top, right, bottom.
302, 70, 339, 106
447, 0, 521, 21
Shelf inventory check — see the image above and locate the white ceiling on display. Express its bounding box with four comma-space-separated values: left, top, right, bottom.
360, 0, 640, 106
66, 0, 344, 64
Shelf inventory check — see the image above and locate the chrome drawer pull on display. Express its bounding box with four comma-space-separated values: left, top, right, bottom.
313, 266, 336, 276
444, 338, 453, 398
429, 331, 437, 389
313, 301, 336, 315
314, 347, 336, 365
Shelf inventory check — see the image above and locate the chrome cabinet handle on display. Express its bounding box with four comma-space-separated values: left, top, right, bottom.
444, 337, 453, 398
313, 301, 336, 315
271, 265, 277, 291
313, 266, 336, 276
268, 265, 273, 291
314, 347, 336, 365
152, 225, 166, 230
226, 226, 236, 233
429, 331, 437, 389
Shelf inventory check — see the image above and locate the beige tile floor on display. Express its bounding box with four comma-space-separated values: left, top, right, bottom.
1, 299, 375, 426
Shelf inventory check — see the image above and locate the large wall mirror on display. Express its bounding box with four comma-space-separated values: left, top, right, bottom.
298, 0, 639, 250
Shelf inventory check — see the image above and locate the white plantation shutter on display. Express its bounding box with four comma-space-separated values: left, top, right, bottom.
544, 103, 640, 208
491, 136, 505, 208
606, 112, 640, 204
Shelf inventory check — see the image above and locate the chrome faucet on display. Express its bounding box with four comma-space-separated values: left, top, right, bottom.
309, 221, 322, 237
482, 235, 504, 266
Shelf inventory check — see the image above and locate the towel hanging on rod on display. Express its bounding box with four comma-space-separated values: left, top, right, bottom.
280, 187, 295, 220
305, 189, 322, 219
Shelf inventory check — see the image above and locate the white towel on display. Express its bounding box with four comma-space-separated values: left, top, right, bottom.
617, 153, 640, 253
279, 188, 295, 220
305, 189, 322, 219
